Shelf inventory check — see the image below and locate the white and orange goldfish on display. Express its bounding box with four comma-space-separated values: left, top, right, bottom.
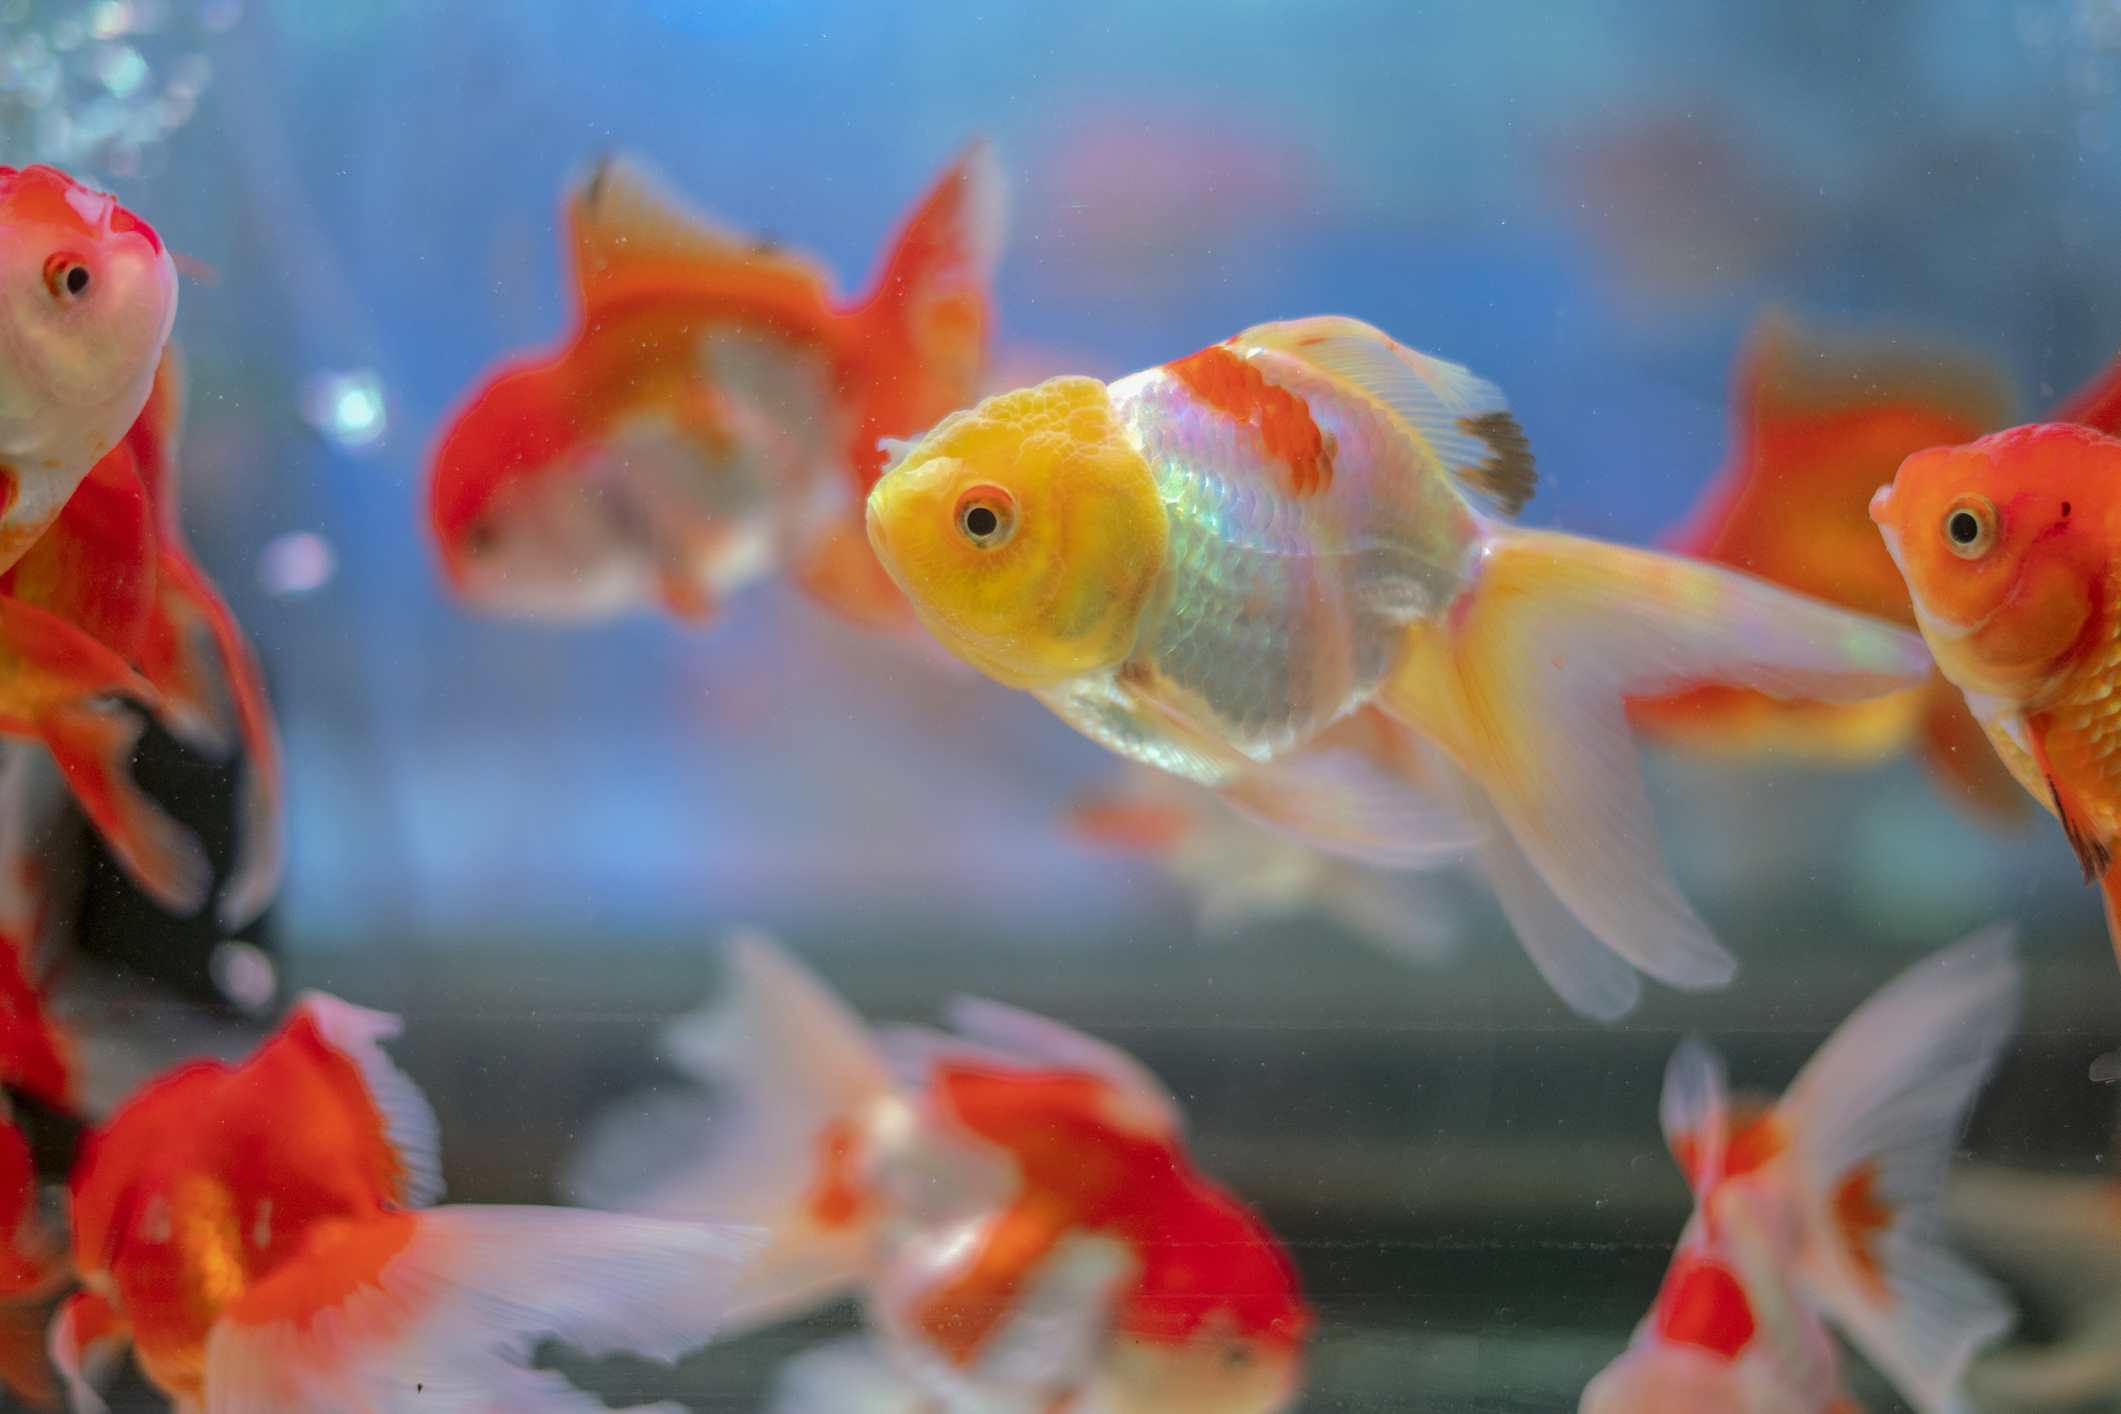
570, 932, 1312, 1414
864, 315, 1931, 1018
0, 165, 175, 576
51, 990, 763, 1414
1581, 930, 2017, 1414
427, 143, 1003, 641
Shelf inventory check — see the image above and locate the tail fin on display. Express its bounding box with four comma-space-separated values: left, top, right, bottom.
0, 595, 210, 918
204, 1206, 764, 1414
141, 549, 284, 928
1377, 524, 1930, 1009
1778, 928, 2020, 1414
843, 139, 1006, 492
566, 931, 895, 1332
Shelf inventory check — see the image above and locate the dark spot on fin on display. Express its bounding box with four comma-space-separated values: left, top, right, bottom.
1454, 410, 1537, 517
583, 153, 620, 213
2051, 773, 2114, 882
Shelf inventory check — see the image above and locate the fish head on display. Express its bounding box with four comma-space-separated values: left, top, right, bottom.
427, 360, 651, 620
1098, 1305, 1309, 1414
1871, 422, 2113, 702
0, 166, 175, 462
862, 375, 1167, 690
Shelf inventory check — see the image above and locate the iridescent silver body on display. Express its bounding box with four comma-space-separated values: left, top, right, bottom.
1041, 349, 1483, 781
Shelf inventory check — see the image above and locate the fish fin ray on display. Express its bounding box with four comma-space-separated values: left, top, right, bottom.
1445, 759, 1641, 1019
1659, 1036, 1730, 1204
1236, 315, 1536, 516
1379, 526, 1928, 997
1217, 732, 1483, 870
293, 992, 445, 1207
565, 930, 893, 1332
570, 155, 830, 305
844, 140, 1005, 490
208, 1207, 764, 1414
1915, 681, 2033, 827
1781, 929, 2021, 1414
42, 701, 209, 919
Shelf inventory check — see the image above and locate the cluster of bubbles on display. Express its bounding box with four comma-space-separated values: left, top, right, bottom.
0, 0, 237, 180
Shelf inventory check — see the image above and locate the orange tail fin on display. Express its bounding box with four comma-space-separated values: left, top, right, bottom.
141, 550, 283, 928
843, 140, 1006, 493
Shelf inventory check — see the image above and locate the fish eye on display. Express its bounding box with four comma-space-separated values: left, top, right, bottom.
1222, 1340, 1254, 1372
955, 485, 1016, 549
1942, 497, 1997, 560
42, 253, 90, 301
464, 518, 498, 556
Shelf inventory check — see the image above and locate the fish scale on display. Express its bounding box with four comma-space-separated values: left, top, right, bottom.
2041, 587, 2121, 848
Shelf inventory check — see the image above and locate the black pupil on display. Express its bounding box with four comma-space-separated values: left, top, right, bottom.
64, 265, 87, 295
964, 504, 999, 539
1948, 510, 1980, 545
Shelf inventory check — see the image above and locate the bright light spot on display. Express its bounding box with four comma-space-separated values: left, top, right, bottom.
88, 2, 132, 40
299, 368, 387, 455
209, 940, 276, 1013
259, 531, 336, 595
92, 43, 148, 98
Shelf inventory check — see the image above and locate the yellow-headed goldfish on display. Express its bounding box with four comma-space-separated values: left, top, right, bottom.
865, 316, 1929, 1018
427, 143, 1003, 638
1628, 314, 2029, 822
1872, 423, 2121, 959
1583, 930, 2017, 1414
571, 933, 1312, 1414
0, 165, 174, 576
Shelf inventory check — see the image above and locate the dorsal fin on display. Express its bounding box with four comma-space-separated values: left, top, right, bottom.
1742, 310, 2013, 431
567, 155, 830, 306
1236, 315, 1536, 516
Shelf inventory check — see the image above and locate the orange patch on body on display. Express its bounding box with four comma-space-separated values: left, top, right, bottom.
1167, 345, 1333, 498
804, 1117, 871, 1229
222, 1210, 418, 1334
1832, 1161, 1895, 1301
1671, 1101, 1786, 1188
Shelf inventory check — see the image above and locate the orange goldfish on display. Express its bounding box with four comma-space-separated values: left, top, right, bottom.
1627, 314, 2030, 821
1582, 930, 2017, 1414
0, 929, 74, 1409
0, 166, 175, 576
0, 348, 281, 925
427, 142, 1003, 638
570, 933, 1313, 1414
52, 990, 763, 1413
1870, 423, 2121, 956
864, 315, 1930, 1018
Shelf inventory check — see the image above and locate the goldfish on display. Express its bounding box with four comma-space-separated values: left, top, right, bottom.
0, 166, 175, 577
1627, 313, 2030, 821
865, 315, 1930, 1019
1943, 1166, 2121, 1413
1068, 761, 1462, 965
51, 989, 764, 1414
1581, 929, 2017, 1414
0, 346, 281, 926
569, 932, 1312, 1414
0, 925, 75, 1409
1870, 422, 2121, 958
427, 141, 1003, 640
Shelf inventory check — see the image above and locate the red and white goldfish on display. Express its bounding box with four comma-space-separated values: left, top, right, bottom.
0, 166, 175, 577
864, 315, 1930, 1018
569, 933, 1312, 1414
1582, 930, 2017, 1414
52, 990, 763, 1414
1871, 423, 2121, 956
1628, 314, 2029, 822
427, 142, 1003, 639
0, 348, 281, 925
